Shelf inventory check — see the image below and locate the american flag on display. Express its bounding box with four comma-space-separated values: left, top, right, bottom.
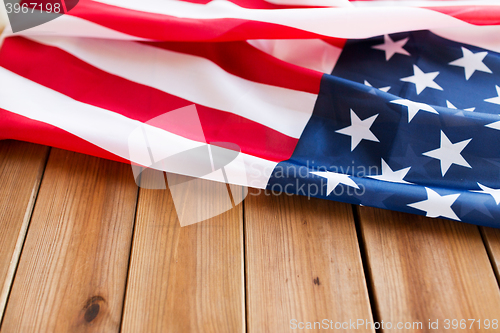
1, 0, 500, 227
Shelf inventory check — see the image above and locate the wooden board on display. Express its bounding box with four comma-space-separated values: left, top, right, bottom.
121, 170, 245, 333
245, 190, 374, 333
358, 206, 500, 332
1, 149, 138, 333
0, 141, 49, 321
481, 227, 500, 283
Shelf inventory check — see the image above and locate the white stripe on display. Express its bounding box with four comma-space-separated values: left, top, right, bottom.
26, 35, 317, 139
0, 67, 277, 188
91, 0, 496, 39
248, 39, 341, 73
431, 26, 500, 54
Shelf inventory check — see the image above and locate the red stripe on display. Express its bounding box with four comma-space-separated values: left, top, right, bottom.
424, 6, 500, 26
224, 0, 327, 9
24, 0, 326, 9
0, 37, 300, 162
67, 1, 500, 43
0, 109, 131, 164
178, 0, 328, 9
67, 0, 328, 41
60, 0, 68, 13
141, 41, 322, 94
177, 0, 211, 4
322, 37, 347, 49
23, 0, 500, 41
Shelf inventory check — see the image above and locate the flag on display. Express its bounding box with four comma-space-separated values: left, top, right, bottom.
1, 0, 500, 227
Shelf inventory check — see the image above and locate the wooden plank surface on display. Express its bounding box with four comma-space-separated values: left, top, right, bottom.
1, 149, 138, 333
481, 227, 500, 284
358, 206, 500, 332
121, 170, 245, 333
0, 141, 49, 321
1, 141, 500, 332
245, 190, 374, 333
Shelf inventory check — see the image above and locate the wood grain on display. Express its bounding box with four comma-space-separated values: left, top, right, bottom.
0, 141, 49, 321
1, 149, 138, 333
121, 170, 245, 333
245, 190, 374, 333
358, 206, 500, 332
481, 227, 500, 284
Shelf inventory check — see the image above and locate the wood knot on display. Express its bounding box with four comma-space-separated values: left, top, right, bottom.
83, 296, 105, 323
313, 277, 320, 286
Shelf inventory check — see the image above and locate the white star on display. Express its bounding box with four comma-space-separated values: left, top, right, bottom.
401, 65, 443, 95
368, 159, 411, 184
390, 99, 438, 122
486, 121, 500, 130
408, 187, 460, 220
364, 80, 391, 93
336, 109, 379, 151
485, 85, 500, 105
446, 100, 475, 112
310, 171, 359, 196
422, 131, 472, 176
372, 35, 410, 61
449, 47, 492, 80
473, 183, 500, 205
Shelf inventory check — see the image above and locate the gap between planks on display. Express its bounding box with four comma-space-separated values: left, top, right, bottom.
2, 140, 500, 332
120, 170, 245, 333
1, 148, 139, 333
480, 227, 500, 287
357, 206, 500, 333
0, 141, 50, 325
244, 189, 374, 333
350, 204, 382, 331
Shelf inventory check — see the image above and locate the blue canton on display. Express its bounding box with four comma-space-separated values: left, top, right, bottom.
266, 30, 500, 228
